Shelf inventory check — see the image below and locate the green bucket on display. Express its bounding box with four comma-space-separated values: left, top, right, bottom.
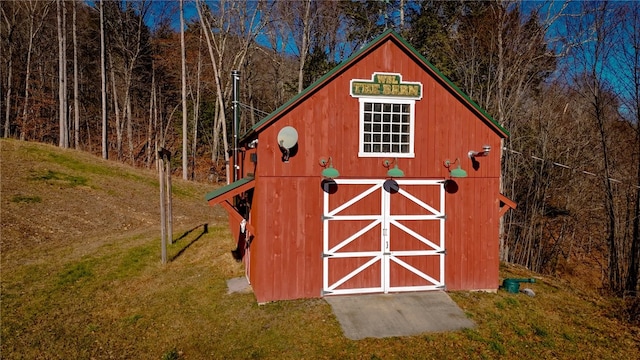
502, 278, 535, 293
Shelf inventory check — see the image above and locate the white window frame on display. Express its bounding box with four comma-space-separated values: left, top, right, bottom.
358, 98, 416, 158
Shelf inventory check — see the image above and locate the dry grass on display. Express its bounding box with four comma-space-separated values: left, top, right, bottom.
1, 139, 639, 359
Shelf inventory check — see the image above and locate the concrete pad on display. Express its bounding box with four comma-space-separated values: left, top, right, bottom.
325, 291, 475, 340
226, 276, 252, 294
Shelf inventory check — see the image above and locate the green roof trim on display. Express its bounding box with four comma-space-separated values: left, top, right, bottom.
243, 29, 508, 140
205, 176, 254, 203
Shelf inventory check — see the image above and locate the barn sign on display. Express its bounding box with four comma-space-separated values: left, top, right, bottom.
351, 73, 422, 99
206, 30, 514, 304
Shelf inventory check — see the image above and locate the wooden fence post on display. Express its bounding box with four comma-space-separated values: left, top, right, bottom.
165, 153, 173, 245
158, 148, 172, 263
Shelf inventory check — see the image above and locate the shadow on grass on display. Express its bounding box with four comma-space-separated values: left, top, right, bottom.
171, 223, 208, 262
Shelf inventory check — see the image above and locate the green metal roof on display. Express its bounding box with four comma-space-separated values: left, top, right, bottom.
205, 176, 254, 204
242, 29, 508, 142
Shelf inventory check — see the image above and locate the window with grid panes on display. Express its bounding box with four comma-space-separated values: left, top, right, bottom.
359, 98, 415, 157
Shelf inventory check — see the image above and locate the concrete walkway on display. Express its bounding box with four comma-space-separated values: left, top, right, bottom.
226, 276, 252, 294
324, 291, 475, 340
226, 278, 475, 340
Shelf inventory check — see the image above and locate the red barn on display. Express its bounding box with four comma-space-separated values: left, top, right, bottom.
207, 30, 512, 303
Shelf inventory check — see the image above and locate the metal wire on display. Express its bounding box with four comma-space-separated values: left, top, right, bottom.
503, 147, 640, 189
238, 102, 270, 118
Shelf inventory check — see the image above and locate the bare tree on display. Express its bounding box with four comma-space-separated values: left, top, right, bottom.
109, 51, 122, 159
180, 0, 188, 179
564, 1, 636, 294
585, 1, 620, 293
21, 1, 53, 141
1, 3, 17, 138
195, 0, 271, 182
57, 0, 68, 148
72, 0, 79, 149
615, 1, 640, 295
146, 63, 154, 167
296, 0, 311, 93
415, 1, 566, 263
626, 2, 640, 297
272, 0, 348, 92
190, 28, 203, 180
275, 0, 313, 93
195, 0, 226, 174
260, 6, 293, 108
100, 0, 108, 159
106, 0, 152, 163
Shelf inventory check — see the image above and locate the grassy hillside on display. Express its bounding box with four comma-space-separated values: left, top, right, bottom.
1, 139, 638, 359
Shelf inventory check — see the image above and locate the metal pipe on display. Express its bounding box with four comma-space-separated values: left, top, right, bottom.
232, 70, 240, 182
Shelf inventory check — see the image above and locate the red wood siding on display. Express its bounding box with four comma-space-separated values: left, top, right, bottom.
244, 37, 504, 303
443, 177, 500, 290
255, 41, 502, 182
250, 177, 323, 301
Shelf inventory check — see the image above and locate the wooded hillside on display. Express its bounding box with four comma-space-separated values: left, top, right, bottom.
1, 0, 638, 302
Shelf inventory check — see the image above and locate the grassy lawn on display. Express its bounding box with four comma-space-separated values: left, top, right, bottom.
1, 139, 638, 359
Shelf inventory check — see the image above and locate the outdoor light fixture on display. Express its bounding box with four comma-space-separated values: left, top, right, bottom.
468, 145, 491, 159
444, 158, 468, 178
319, 157, 340, 179
383, 158, 405, 178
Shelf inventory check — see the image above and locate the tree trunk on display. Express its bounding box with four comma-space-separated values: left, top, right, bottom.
57, 0, 68, 148
62, 0, 68, 147
109, 53, 123, 160
628, 129, 640, 294
2, 5, 16, 138
180, 0, 188, 180
624, 1, 640, 295
72, 0, 79, 149
196, 0, 267, 183
14, 0, 54, 141
125, 82, 133, 164
191, 30, 203, 180
21, 20, 35, 141
146, 64, 155, 168
297, 0, 312, 93
196, 0, 229, 180
100, 0, 108, 159
3, 56, 12, 138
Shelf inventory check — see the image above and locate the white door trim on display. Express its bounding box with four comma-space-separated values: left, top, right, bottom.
323, 179, 445, 296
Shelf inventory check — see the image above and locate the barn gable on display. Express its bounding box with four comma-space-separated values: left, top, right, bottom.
208, 29, 511, 303
242, 29, 508, 143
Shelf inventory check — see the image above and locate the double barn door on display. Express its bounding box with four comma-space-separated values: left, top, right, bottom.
322, 179, 446, 296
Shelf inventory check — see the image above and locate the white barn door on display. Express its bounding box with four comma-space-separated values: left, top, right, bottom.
322, 179, 445, 296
